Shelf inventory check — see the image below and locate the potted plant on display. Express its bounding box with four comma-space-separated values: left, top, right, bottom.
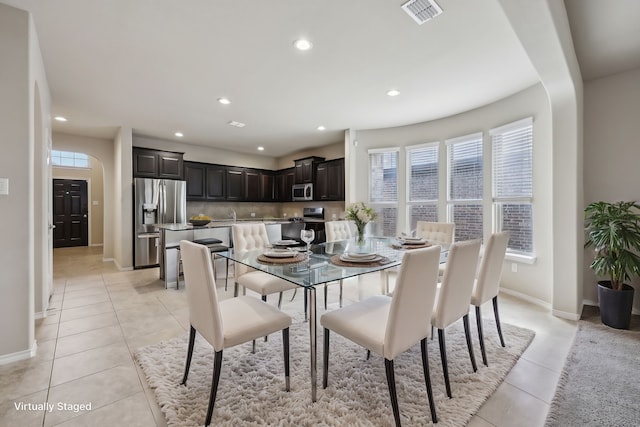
584, 200, 640, 329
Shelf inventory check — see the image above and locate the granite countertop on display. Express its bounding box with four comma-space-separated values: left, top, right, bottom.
155, 219, 290, 231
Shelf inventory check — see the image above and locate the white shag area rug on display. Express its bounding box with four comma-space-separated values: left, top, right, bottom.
135, 319, 533, 426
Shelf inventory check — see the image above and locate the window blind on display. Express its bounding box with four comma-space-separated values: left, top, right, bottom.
369, 151, 398, 203
492, 121, 532, 199
408, 143, 438, 202
447, 133, 483, 201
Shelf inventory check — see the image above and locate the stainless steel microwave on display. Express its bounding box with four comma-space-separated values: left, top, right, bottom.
292, 183, 313, 201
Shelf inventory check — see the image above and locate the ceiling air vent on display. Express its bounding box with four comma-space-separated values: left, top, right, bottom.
401, 0, 443, 25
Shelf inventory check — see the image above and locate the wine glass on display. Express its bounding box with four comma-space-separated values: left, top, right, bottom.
300, 229, 315, 255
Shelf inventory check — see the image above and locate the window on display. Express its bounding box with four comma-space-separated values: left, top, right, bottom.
51, 150, 89, 168
446, 133, 483, 242
491, 117, 533, 255
369, 149, 398, 237
406, 142, 439, 231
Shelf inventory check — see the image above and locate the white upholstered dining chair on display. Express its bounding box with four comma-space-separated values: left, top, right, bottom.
321, 245, 441, 426
322, 220, 356, 309
179, 240, 292, 427
431, 238, 481, 398
415, 221, 456, 276
470, 231, 510, 366
231, 223, 298, 307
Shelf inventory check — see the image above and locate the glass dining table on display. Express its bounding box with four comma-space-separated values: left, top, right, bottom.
218, 237, 448, 402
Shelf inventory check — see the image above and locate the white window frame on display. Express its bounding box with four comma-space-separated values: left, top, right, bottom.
51, 150, 90, 169
406, 141, 440, 231
491, 117, 535, 261
445, 132, 484, 242
368, 147, 399, 237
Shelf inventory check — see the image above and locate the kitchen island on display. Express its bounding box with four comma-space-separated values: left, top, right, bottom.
156, 220, 285, 288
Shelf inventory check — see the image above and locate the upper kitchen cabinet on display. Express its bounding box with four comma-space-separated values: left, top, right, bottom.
294, 156, 325, 184
315, 158, 345, 201
245, 169, 261, 201
276, 168, 295, 202
132, 147, 184, 180
260, 171, 276, 202
226, 167, 245, 201
184, 162, 226, 201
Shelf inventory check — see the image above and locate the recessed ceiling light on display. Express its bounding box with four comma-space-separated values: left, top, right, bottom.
387, 90, 400, 97
257, 146, 265, 151
228, 121, 246, 128
54, 116, 67, 122
317, 126, 326, 131
294, 39, 313, 51
218, 98, 231, 105
174, 132, 184, 137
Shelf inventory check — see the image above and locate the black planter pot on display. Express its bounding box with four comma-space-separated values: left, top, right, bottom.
597, 281, 635, 329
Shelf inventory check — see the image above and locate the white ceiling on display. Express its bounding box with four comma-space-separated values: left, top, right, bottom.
3, 0, 639, 157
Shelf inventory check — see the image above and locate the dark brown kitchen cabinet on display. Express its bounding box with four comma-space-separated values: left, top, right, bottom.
261, 172, 275, 202
245, 169, 261, 201
294, 156, 324, 184
226, 167, 245, 201
276, 168, 295, 202
184, 162, 206, 200
133, 147, 183, 179
315, 158, 344, 201
205, 165, 226, 200
184, 162, 226, 201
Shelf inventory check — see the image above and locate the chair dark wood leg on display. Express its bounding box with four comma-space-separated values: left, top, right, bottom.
463, 314, 478, 372
493, 296, 506, 347
431, 324, 434, 340
438, 328, 451, 398
476, 306, 488, 366
262, 295, 268, 342
385, 358, 402, 427
278, 291, 283, 309
323, 328, 330, 389
204, 350, 223, 427
283, 328, 290, 391
233, 281, 239, 297
181, 325, 196, 385
304, 288, 308, 322
339, 279, 343, 308
324, 284, 328, 310
366, 350, 371, 360
420, 338, 438, 424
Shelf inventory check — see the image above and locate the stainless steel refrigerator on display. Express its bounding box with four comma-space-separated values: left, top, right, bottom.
133, 178, 186, 268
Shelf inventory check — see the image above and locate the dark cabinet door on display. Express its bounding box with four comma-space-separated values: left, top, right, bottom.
226, 168, 245, 200
315, 163, 328, 200
184, 162, 206, 200
133, 148, 158, 178
260, 172, 275, 202
206, 165, 226, 200
276, 168, 295, 201
158, 152, 183, 179
327, 158, 345, 200
245, 169, 261, 201
315, 158, 344, 201
301, 159, 314, 183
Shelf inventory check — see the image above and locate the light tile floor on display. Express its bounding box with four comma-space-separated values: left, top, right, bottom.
0, 246, 577, 426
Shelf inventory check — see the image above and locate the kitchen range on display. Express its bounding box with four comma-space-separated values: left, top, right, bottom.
281, 207, 326, 244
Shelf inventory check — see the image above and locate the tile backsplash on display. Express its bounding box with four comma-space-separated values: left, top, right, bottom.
187, 201, 346, 221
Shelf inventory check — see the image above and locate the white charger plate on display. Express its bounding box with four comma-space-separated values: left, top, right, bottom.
263, 250, 297, 258
340, 254, 382, 263
273, 240, 299, 246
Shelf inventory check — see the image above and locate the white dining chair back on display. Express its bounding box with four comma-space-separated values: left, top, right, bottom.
232, 223, 271, 278
179, 240, 292, 426
325, 220, 354, 242
471, 231, 510, 365
431, 238, 481, 398
321, 245, 442, 425
180, 240, 224, 350
415, 221, 455, 246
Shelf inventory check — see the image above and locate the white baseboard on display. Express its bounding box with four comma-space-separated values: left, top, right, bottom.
90, 243, 104, 247
0, 341, 37, 366
499, 287, 551, 310
552, 308, 581, 321
34, 311, 47, 320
